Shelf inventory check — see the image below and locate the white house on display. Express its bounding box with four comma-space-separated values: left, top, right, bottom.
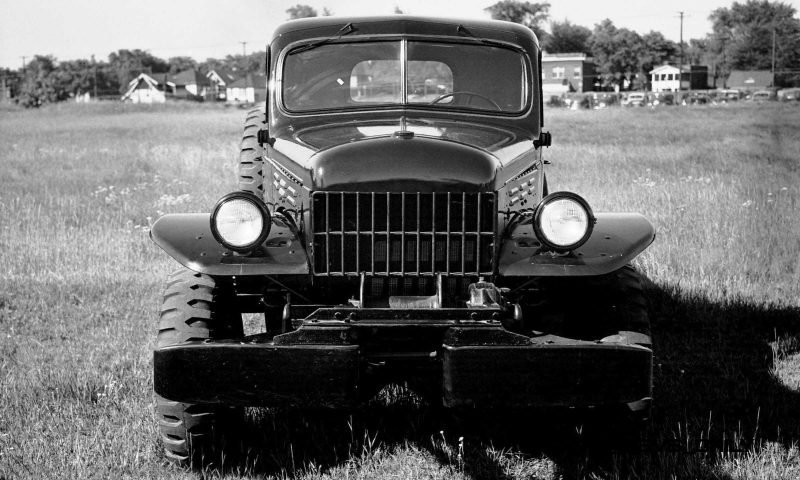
226, 74, 267, 104
649, 65, 686, 93
171, 69, 210, 98
121, 73, 173, 103
207, 69, 238, 101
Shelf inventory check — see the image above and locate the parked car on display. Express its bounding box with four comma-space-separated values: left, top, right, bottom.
150, 15, 656, 468
751, 90, 776, 102
716, 89, 741, 103
623, 92, 647, 107
777, 88, 800, 102
682, 92, 710, 106
649, 92, 675, 106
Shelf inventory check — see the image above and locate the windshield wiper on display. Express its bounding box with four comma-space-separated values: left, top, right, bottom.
290, 23, 356, 55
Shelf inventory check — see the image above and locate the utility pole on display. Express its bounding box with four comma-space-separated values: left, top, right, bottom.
240, 41, 247, 56
771, 27, 776, 75
678, 11, 684, 92
92, 54, 98, 100
20, 56, 27, 71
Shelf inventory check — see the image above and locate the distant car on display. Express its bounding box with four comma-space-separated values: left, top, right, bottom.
717, 89, 741, 103
777, 88, 800, 102
649, 92, 675, 107
623, 92, 646, 107
682, 92, 710, 106
751, 90, 776, 102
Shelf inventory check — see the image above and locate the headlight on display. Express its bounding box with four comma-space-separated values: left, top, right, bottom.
210, 192, 271, 252
533, 192, 594, 251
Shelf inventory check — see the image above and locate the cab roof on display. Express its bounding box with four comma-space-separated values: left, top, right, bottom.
270, 15, 540, 52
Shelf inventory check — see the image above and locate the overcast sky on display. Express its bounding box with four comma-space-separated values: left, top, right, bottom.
2, 0, 800, 69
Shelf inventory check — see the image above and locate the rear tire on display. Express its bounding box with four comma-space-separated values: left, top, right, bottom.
155, 269, 243, 468
237, 107, 267, 199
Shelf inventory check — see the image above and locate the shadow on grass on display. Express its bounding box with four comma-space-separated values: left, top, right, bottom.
190, 281, 800, 479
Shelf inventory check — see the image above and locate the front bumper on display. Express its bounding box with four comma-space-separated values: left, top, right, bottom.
154, 310, 652, 409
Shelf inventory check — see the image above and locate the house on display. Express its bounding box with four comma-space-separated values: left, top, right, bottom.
541, 53, 597, 94
207, 68, 238, 101
726, 70, 774, 91
650, 65, 709, 92
0, 75, 12, 103
171, 69, 210, 99
121, 73, 174, 103
226, 73, 267, 104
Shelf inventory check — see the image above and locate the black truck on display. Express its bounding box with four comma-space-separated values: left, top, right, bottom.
151, 16, 655, 466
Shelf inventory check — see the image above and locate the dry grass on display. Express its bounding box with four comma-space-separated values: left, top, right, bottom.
1, 101, 799, 479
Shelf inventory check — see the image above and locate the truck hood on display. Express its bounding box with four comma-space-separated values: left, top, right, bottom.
306, 133, 499, 192
280, 119, 535, 192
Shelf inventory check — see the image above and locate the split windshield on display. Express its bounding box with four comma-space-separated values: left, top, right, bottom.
282, 40, 528, 114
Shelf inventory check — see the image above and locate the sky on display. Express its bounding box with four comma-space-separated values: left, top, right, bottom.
2, 0, 800, 69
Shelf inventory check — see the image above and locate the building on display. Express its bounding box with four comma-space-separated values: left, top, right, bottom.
207, 69, 238, 101
726, 70, 774, 91
121, 73, 173, 103
649, 65, 709, 92
0, 75, 13, 103
541, 53, 596, 94
226, 73, 267, 104
171, 69, 210, 99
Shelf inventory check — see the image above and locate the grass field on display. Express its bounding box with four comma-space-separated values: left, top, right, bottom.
1, 101, 799, 479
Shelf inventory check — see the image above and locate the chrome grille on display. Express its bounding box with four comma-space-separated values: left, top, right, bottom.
311, 192, 496, 276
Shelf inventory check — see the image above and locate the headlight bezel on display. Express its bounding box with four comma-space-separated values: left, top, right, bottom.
210, 191, 271, 252
533, 191, 595, 252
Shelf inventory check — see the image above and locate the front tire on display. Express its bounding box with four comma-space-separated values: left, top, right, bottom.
155, 269, 243, 468
522, 265, 652, 445
527, 265, 650, 344
237, 107, 267, 199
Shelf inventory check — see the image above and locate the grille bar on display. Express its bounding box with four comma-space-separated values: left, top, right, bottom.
312, 192, 496, 276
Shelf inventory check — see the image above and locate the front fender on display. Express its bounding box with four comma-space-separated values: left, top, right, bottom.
150, 213, 309, 276
498, 213, 655, 276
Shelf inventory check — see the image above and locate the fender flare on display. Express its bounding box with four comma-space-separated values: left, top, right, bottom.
498, 212, 655, 276
150, 213, 308, 276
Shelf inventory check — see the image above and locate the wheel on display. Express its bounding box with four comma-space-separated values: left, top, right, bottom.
237, 107, 268, 200
524, 265, 650, 345
155, 269, 243, 468
430, 91, 502, 110
521, 265, 651, 449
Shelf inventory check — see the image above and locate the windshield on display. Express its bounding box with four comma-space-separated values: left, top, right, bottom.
282, 40, 529, 114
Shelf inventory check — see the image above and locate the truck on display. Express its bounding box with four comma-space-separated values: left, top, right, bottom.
150, 16, 655, 467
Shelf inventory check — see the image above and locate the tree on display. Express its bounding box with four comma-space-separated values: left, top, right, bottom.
394, 6, 404, 14
588, 19, 643, 90
168, 56, 198, 74
17, 55, 62, 107
708, 0, 800, 80
637, 31, 678, 88
107, 49, 169, 93
286, 4, 318, 19
542, 19, 591, 54
484, 1, 550, 40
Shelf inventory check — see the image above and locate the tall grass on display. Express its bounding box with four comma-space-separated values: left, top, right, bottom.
0, 102, 799, 479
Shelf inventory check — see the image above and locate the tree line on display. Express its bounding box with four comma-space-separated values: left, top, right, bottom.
3, 0, 798, 107
0, 49, 268, 108
486, 0, 800, 90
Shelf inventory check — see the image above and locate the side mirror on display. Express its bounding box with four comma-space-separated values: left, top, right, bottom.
534, 131, 551, 149
257, 128, 274, 146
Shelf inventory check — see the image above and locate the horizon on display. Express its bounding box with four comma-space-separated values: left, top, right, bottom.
2, 0, 800, 69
